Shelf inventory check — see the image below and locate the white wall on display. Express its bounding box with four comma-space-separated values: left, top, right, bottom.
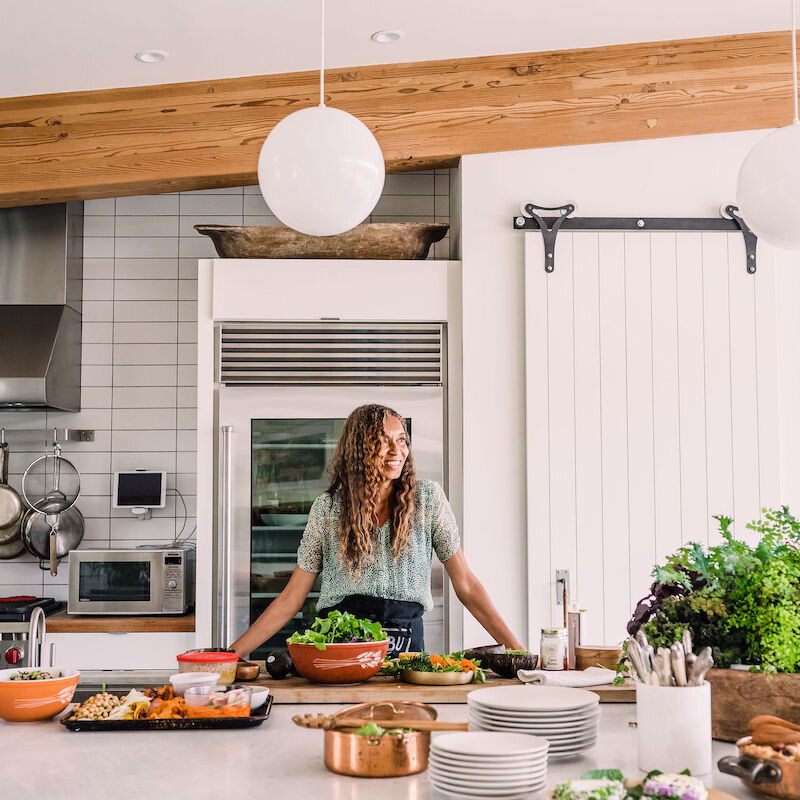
458, 129, 800, 649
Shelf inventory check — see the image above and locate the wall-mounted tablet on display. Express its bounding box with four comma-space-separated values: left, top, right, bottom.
112, 470, 167, 510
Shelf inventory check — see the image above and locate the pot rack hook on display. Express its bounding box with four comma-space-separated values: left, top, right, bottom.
514, 202, 575, 273
0, 429, 5, 446
721, 203, 758, 274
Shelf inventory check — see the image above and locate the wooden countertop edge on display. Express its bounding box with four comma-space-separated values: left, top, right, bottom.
46, 611, 195, 633
249, 674, 636, 704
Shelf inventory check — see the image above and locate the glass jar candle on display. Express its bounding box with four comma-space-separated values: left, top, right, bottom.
540, 627, 568, 670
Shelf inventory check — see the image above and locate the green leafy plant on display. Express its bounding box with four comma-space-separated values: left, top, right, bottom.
288, 610, 387, 651
392, 651, 487, 683
628, 507, 800, 672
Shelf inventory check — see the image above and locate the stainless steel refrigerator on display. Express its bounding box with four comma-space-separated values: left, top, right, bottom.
214, 321, 447, 659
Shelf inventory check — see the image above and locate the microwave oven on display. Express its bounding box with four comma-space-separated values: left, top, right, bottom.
68, 547, 195, 615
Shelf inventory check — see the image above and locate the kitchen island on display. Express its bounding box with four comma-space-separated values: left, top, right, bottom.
3, 702, 759, 799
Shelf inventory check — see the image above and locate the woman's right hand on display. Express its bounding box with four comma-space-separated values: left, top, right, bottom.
229, 566, 318, 657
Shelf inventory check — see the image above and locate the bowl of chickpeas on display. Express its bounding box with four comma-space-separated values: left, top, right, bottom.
0, 667, 80, 722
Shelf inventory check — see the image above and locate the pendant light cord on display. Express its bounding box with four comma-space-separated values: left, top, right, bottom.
793, 0, 799, 122
319, 0, 326, 107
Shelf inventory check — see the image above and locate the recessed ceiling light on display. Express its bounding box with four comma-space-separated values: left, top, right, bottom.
370, 30, 404, 44
135, 50, 170, 64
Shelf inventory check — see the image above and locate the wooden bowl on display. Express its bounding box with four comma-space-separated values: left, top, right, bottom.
463, 644, 505, 662
486, 653, 539, 678
0, 667, 80, 722
400, 669, 474, 686
236, 662, 261, 681
287, 640, 389, 684
195, 222, 448, 260
575, 645, 623, 671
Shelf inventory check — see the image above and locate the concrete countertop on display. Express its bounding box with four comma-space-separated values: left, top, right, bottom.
2, 702, 758, 800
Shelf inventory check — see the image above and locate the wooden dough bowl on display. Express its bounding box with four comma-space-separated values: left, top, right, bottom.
195, 222, 448, 260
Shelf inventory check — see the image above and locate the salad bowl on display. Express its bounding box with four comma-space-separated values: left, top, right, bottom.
288, 640, 390, 684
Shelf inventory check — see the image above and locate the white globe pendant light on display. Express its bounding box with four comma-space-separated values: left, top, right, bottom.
737, 0, 800, 249
257, 0, 385, 236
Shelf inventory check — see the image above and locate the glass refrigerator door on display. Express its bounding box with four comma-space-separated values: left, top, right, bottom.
250, 418, 343, 658
218, 385, 445, 656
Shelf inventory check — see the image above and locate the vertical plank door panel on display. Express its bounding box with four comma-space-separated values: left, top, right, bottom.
624, 233, 656, 614
701, 232, 734, 546
728, 232, 761, 543
572, 233, 605, 645
650, 233, 683, 564
598, 232, 630, 645
546, 235, 577, 630
524, 232, 553, 646
676, 233, 709, 545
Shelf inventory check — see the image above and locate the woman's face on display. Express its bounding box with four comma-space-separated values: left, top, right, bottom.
376, 415, 409, 482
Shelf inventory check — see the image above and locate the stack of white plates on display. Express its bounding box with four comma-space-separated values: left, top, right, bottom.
467, 685, 600, 760
428, 731, 548, 799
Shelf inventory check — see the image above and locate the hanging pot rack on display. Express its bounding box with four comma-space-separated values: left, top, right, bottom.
513, 202, 758, 275
0, 428, 95, 447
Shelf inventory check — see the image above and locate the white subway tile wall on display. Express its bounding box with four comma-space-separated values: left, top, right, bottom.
0, 172, 450, 600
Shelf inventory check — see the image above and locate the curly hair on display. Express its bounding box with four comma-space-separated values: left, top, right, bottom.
327, 404, 416, 578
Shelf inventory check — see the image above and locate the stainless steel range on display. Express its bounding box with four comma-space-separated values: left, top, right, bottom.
0, 596, 62, 668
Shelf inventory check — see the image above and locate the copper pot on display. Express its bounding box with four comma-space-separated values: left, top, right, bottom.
324, 700, 436, 777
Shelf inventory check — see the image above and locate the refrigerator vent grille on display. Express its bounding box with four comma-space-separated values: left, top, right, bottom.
217, 322, 444, 385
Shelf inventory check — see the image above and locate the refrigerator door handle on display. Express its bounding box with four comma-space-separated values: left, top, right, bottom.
218, 424, 233, 648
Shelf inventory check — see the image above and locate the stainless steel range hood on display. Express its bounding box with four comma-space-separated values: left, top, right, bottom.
0, 203, 83, 411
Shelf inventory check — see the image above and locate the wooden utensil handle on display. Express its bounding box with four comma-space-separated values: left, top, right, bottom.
292, 713, 468, 732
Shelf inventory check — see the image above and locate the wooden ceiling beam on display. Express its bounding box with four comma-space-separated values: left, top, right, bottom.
0, 30, 795, 207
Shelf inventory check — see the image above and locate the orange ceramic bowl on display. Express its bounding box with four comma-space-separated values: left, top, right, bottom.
0, 667, 80, 722
287, 639, 390, 684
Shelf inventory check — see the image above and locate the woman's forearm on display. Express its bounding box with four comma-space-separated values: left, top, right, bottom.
456, 577, 525, 652
230, 591, 304, 657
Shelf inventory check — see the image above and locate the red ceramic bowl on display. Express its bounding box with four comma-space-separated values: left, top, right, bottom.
287, 639, 390, 684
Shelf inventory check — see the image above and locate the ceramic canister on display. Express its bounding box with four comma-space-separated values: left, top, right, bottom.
636, 680, 712, 775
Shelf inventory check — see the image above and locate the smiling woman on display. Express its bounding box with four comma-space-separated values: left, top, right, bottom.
231, 403, 524, 659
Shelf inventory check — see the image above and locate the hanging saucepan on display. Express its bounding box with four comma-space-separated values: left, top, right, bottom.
0, 440, 25, 559
20, 444, 82, 576
20, 504, 84, 573
0, 441, 24, 533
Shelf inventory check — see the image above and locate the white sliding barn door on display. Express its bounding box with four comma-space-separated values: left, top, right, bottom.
525, 231, 780, 647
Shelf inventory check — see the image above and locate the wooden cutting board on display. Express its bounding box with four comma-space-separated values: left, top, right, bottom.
249, 673, 635, 704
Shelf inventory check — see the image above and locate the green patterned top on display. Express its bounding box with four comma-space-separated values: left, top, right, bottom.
296, 480, 461, 611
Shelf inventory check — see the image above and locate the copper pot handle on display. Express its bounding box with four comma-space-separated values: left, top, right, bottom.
718, 755, 782, 784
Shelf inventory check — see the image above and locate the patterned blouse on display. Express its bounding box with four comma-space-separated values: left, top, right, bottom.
296, 479, 461, 612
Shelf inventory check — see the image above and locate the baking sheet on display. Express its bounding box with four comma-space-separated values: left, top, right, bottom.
60, 695, 272, 731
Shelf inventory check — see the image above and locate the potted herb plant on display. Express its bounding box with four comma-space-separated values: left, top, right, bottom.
624, 507, 800, 741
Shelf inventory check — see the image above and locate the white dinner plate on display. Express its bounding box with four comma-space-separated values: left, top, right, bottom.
432, 731, 549, 757
429, 773, 547, 798
428, 761, 547, 783
469, 721, 597, 744
429, 749, 548, 766
467, 716, 598, 737
428, 764, 547, 787
468, 708, 599, 729
466, 700, 601, 719
468, 686, 600, 713
429, 754, 548, 774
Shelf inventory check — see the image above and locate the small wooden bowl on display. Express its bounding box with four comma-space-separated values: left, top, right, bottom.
575, 645, 623, 671
463, 644, 505, 662
236, 662, 261, 681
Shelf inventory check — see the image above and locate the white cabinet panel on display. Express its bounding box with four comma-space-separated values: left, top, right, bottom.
48, 633, 195, 670
212, 260, 449, 321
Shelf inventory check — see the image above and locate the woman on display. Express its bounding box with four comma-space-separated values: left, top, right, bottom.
231, 404, 524, 658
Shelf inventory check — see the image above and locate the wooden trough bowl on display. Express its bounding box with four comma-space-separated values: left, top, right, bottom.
195, 222, 448, 260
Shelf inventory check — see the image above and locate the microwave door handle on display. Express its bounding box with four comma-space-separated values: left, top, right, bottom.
219, 425, 233, 648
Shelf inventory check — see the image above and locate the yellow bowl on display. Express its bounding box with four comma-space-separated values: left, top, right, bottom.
0, 667, 80, 722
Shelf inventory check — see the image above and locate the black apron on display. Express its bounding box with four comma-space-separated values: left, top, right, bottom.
319, 594, 425, 658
